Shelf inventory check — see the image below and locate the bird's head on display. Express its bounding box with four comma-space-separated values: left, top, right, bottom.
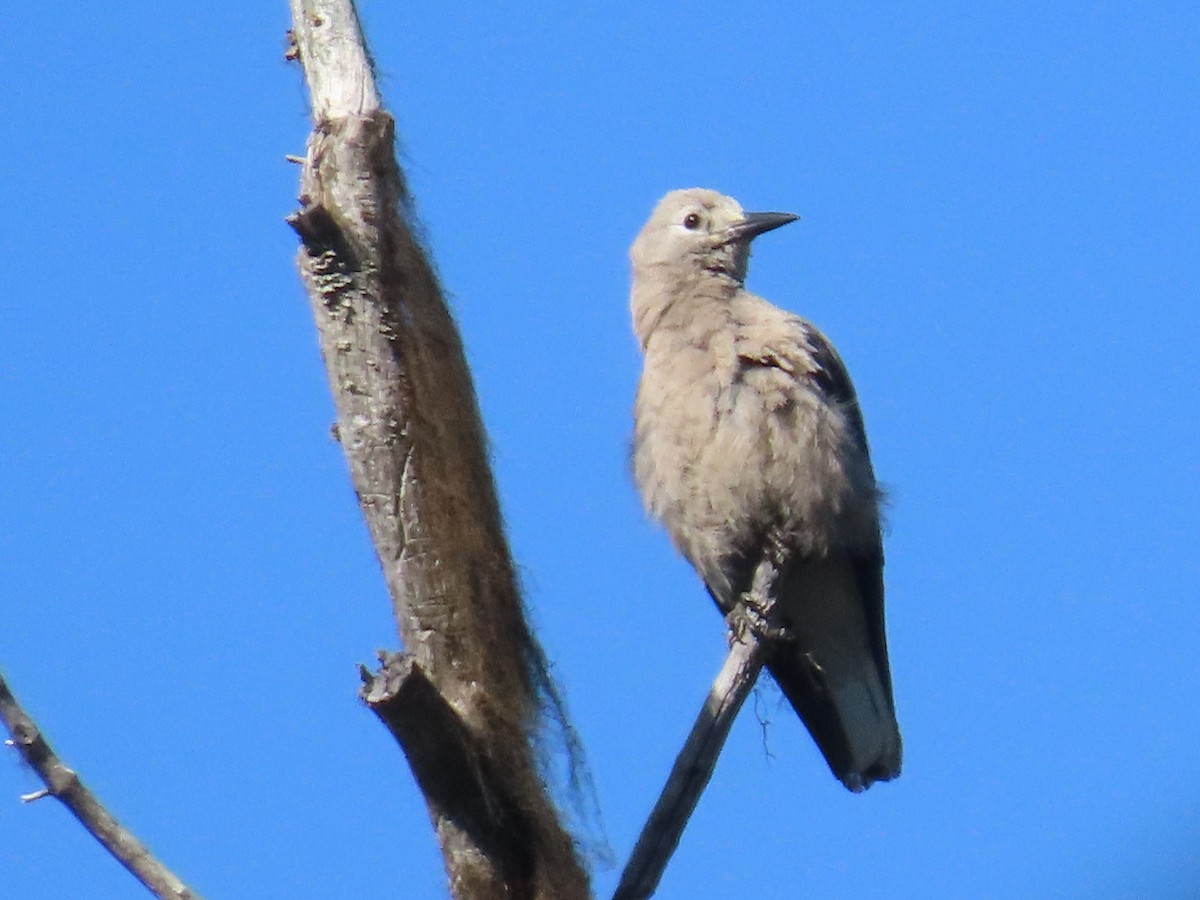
630, 188, 798, 284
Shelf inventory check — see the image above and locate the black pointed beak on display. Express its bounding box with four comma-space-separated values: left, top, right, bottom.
721, 211, 800, 245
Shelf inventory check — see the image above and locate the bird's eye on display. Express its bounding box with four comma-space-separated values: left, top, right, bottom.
683, 212, 702, 230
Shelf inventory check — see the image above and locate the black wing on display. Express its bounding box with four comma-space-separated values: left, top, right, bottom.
792, 317, 895, 702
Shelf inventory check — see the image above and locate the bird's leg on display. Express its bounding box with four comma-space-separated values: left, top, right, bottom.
726, 535, 794, 645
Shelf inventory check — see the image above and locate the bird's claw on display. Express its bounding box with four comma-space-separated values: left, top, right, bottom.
727, 595, 791, 646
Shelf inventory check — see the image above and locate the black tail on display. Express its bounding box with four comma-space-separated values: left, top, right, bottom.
766, 554, 901, 791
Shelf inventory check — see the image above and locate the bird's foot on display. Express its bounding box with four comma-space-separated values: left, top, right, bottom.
727, 594, 791, 646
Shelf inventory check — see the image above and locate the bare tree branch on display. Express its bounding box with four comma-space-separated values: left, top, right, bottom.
285, 3, 589, 897
613, 556, 786, 900
611, 627, 766, 900
362, 653, 542, 883
0, 672, 199, 900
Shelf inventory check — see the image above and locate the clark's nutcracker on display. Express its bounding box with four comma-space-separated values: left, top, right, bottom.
630, 187, 901, 791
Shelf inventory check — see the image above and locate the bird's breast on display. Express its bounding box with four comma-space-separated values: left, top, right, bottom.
634, 344, 872, 565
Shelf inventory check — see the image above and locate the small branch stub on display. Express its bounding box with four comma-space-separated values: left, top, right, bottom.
362, 654, 537, 887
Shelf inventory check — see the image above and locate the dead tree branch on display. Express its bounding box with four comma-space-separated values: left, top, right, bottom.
611, 625, 766, 900
613, 556, 786, 900
285, 2, 588, 897
0, 672, 199, 900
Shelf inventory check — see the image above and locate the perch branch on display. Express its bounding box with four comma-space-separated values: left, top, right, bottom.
611, 624, 768, 900
0, 672, 199, 900
614, 554, 787, 900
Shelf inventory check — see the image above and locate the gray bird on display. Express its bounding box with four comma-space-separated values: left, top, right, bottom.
630, 188, 901, 791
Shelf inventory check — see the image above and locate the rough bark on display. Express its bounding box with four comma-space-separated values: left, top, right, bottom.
285, 3, 588, 897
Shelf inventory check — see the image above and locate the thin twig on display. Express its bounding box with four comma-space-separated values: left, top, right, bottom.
0, 672, 199, 900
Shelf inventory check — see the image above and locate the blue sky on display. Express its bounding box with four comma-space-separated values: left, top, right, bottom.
3, 3, 1199, 898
